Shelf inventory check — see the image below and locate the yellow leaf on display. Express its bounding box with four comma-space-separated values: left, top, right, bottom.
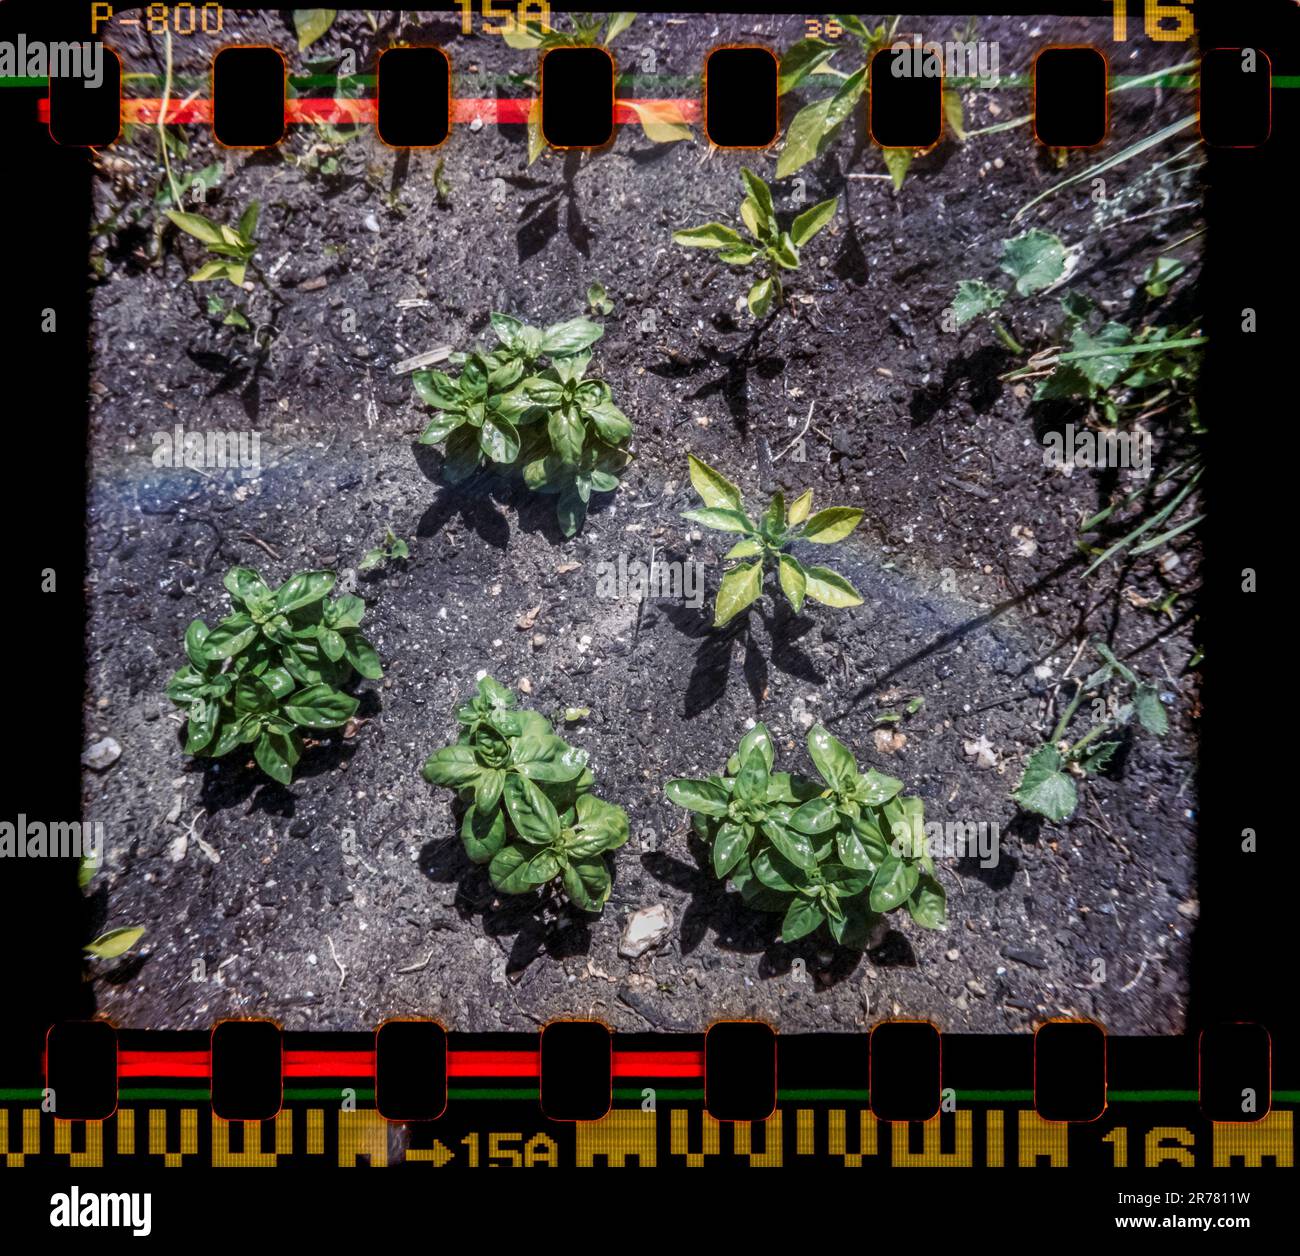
84, 926, 145, 959
527, 98, 545, 166
625, 100, 692, 144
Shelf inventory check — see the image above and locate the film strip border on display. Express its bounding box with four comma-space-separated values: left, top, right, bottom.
33, 41, 1279, 150
12, 1021, 1291, 1122
4, 1026, 1295, 1168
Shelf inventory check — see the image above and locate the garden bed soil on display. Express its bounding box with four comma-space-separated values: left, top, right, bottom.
82, 11, 1201, 1034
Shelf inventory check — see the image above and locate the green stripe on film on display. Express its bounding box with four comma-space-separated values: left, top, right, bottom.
284, 1087, 374, 1101
119, 1088, 211, 1101
448, 1087, 538, 1101
0, 1088, 42, 1100
615, 1087, 703, 1102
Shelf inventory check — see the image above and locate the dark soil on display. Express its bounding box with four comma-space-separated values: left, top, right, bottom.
83, 12, 1202, 1034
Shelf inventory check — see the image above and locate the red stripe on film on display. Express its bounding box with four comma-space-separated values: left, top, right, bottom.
37, 98, 701, 127
115, 1047, 704, 1079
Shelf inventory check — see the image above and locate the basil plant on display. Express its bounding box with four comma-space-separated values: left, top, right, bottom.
665, 722, 946, 947
422, 676, 629, 912
165, 567, 381, 785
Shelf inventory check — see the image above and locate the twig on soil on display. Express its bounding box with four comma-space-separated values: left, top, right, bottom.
390, 345, 453, 375
1119, 957, 1149, 993
1108, 201, 1200, 229
326, 934, 347, 989
239, 531, 282, 561
397, 950, 434, 974
772, 400, 815, 463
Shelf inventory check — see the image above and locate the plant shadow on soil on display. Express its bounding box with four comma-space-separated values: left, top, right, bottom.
181, 689, 382, 820
655, 596, 826, 718
640, 841, 918, 989
416, 822, 596, 977
411, 443, 622, 548
646, 314, 788, 435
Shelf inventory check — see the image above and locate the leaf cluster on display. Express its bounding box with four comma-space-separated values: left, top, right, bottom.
165, 567, 381, 785
777, 17, 964, 189
1014, 642, 1169, 822
504, 10, 637, 50
422, 676, 629, 912
672, 169, 837, 317
414, 313, 632, 537
358, 528, 410, 572
684, 454, 863, 625
165, 201, 261, 288
665, 722, 947, 946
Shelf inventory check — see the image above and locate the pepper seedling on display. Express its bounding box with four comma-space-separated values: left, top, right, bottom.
166, 201, 261, 289
683, 453, 864, 625
673, 169, 838, 317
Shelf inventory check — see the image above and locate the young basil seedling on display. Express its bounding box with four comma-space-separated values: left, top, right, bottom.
165, 566, 382, 786
665, 722, 947, 946
358, 528, 410, 572
673, 169, 838, 317
683, 453, 863, 625
422, 676, 629, 912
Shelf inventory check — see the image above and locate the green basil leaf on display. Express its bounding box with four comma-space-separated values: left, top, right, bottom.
869, 855, 919, 913
541, 317, 605, 356
562, 858, 611, 911
462, 802, 508, 863
202, 614, 257, 660
807, 723, 857, 791
254, 729, 296, 785
344, 634, 383, 680
713, 822, 750, 878
184, 619, 212, 669
781, 896, 825, 942
511, 732, 588, 782
664, 777, 730, 816
476, 768, 506, 814
766, 822, 819, 872
503, 772, 562, 844
274, 571, 336, 614
282, 684, 358, 729
908, 873, 947, 929
788, 795, 838, 835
